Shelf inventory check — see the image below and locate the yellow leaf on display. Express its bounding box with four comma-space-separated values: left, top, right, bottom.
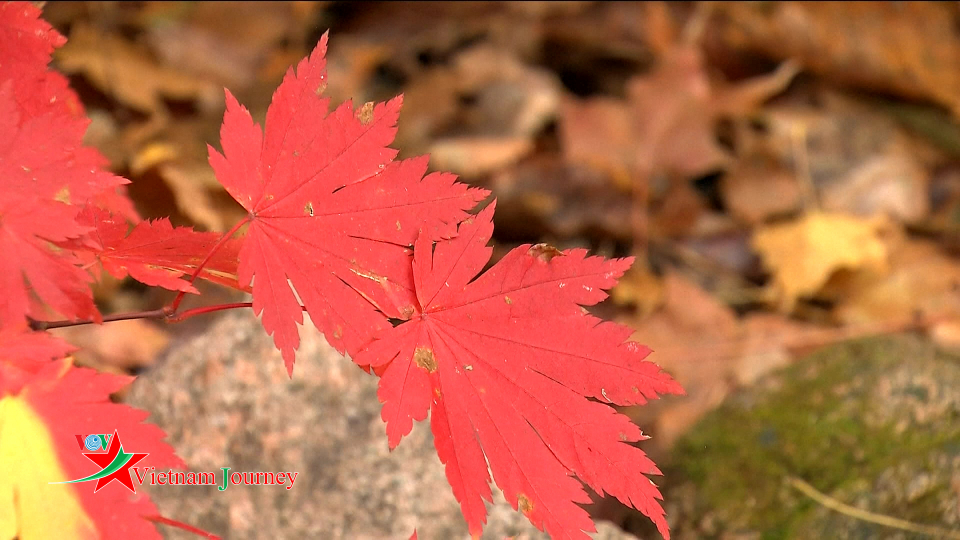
752, 212, 889, 311
0, 396, 95, 539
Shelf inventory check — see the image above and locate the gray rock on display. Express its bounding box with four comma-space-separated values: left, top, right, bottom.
127, 311, 639, 540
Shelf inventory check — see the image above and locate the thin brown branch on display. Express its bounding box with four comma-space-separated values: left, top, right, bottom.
29, 308, 170, 331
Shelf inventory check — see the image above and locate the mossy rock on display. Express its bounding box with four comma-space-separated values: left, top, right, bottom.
662, 335, 960, 539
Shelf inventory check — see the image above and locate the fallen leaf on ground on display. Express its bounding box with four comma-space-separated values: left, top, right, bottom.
819, 148, 930, 224
394, 68, 461, 155
709, 1, 960, 118
451, 44, 561, 138
649, 181, 710, 238
158, 162, 243, 233
141, 1, 321, 90
323, 37, 391, 106
828, 237, 960, 329
610, 264, 666, 317
429, 136, 533, 179
625, 272, 855, 449
559, 95, 637, 182
624, 273, 740, 448
720, 147, 802, 224
761, 92, 936, 223
55, 22, 222, 115
626, 44, 731, 178
489, 158, 635, 242
400, 43, 561, 163
559, 38, 797, 204
752, 212, 890, 311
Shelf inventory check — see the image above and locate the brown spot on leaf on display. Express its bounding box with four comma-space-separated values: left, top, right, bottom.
528, 243, 562, 262
54, 186, 71, 204
314, 81, 327, 96
414, 347, 438, 373
504, 296, 512, 305
333, 326, 343, 340
518, 494, 534, 515
464, 364, 473, 371
358, 101, 375, 125
396, 220, 402, 231
304, 202, 314, 216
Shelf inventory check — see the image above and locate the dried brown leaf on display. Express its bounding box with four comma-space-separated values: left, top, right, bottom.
56, 23, 222, 115
752, 212, 890, 311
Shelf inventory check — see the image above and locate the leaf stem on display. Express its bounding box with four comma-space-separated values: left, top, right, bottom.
169, 217, 250, 313
27, 303, 255, 331
167, 302, 253, 323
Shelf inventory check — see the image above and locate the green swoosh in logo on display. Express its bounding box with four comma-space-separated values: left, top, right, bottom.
49, 450, 131, 484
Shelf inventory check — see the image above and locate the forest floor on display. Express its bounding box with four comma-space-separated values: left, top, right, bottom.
42, 2, 960, 538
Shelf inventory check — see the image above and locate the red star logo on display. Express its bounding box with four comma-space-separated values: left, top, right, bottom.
81, 430, 149, 493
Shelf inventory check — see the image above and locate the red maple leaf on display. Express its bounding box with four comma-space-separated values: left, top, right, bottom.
0, 81, 122, 206
0, 2, 83, 119
0, 80, 130, 327
0, 3, 136, 220
209, 34, 488, 372
0, 327, 74, 392
0, 2, 137, 327
0, 2, 64, 73
354, 203, 684, 539
71, 207, 244, 293
0, 326, 74, 364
